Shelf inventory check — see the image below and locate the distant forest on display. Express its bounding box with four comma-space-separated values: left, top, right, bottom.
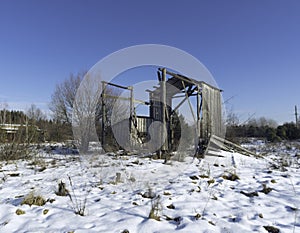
1, 108, 300, 145
226, 121, 300, 143
0, 109, 72, 143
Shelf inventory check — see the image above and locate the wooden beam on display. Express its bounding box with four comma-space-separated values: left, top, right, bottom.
171, 95, 189, 115
158, 68, 222, 92
172, 93, 198, 99
210, 135, 261, 157
103, 94, 149, 105
160, 68, 199, 87
102, 81, 131, 90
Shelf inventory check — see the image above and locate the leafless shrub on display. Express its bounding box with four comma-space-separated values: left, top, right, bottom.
0, 120, 40, 161
67, 176, 88, 216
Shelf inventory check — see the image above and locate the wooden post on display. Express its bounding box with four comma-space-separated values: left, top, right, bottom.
161, 68, 168, 152
129, 86, 134, 121
129, 86, 134, 148
196, 85, 201, 141
101, 81, 106, 148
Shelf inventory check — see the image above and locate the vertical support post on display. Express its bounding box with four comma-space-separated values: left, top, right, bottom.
195, 85, 204, 156
196, 85, 201, 141
101, 81, 106, 147
161, 68, 168, 152
129, 86, 134, 148
129, 86, 134, 121
149, 92, 153, 119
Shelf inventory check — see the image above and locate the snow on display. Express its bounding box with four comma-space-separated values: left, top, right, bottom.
0, 142, 299, 233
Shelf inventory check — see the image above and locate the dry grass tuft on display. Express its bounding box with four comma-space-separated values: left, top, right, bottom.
149, 195, 162, 221
16, 209, 25, 215
222, 172, 240, 181
21, 191, 46, 206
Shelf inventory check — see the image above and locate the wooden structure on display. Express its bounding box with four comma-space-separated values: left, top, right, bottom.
101, 68, 224, 157
0, 123, 44, 142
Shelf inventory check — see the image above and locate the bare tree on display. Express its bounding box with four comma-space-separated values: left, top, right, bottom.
257, 117, 278, 128
73, 75, 133, 152
49, 73, 83, 124
50, 71, 129, 152
49, 73, 84, 142
225, 108, 240, 143
72, 73, 102, 152
248, 117, 278, 128
0, 102, 8, 143
27, 104, 46, 122
0, 102, 8, 124
226, 109, 239, 127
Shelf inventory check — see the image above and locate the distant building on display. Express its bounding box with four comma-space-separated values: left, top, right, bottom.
0, 123, 44, 142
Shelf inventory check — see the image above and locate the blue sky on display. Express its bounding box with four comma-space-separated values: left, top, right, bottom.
0, 0, 300, 124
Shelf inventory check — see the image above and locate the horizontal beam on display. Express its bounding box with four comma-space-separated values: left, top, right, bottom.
160, 68, 199, 86
158, 68, 222, 92
103, 94, 149, 105
172, 93, 198, 99
102, 81, 131, 90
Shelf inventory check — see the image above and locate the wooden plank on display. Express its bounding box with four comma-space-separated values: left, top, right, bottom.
206, 152, 225, 158
211, 135, 260, 157
102, 81, 131, 90
103, 95, 149, 105
158, 68, 222, 92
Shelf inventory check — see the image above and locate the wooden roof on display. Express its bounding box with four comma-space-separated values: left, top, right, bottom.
150, 69, 221, 99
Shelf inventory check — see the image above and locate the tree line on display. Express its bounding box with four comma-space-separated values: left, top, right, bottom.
0, 107, 73, 143
226, 117, 300, 143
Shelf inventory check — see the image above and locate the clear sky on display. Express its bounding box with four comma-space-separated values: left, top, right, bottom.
0, 0, 300, 124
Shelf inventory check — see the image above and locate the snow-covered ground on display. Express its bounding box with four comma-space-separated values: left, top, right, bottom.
0, 141, 299, 233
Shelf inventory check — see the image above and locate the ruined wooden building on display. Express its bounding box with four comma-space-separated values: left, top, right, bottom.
101, 68, 223, 156
0, 123, 44, 142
